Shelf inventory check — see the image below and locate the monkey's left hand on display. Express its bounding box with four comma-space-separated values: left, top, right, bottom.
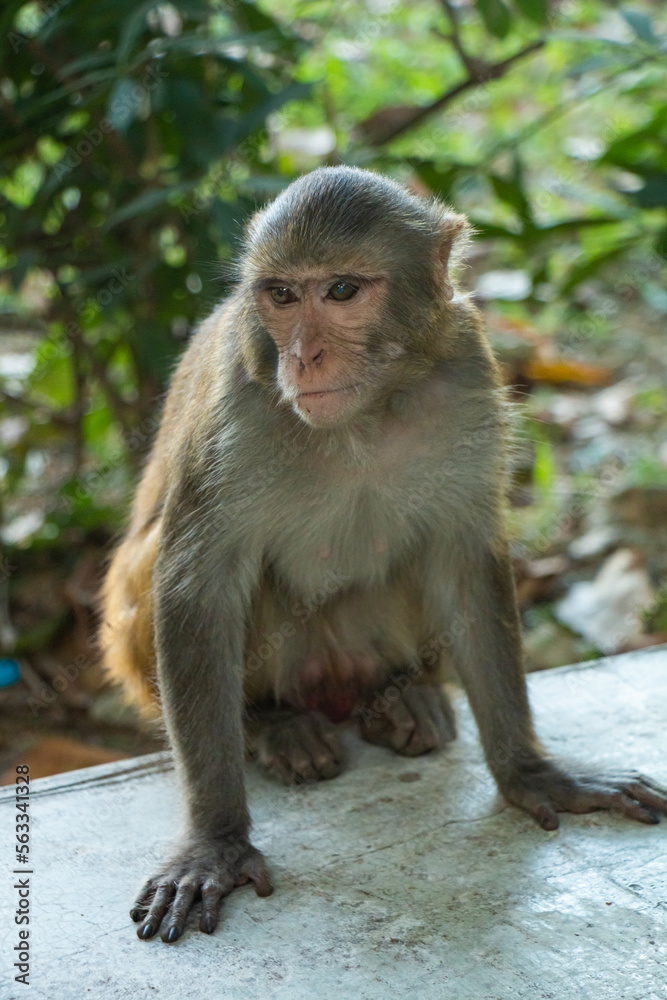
501, 759, 667, 830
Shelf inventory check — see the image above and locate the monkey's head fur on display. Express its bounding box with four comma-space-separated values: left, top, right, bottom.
238, 166, 470, 429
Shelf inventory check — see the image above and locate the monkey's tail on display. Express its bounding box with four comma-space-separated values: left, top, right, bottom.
100, 519, 162, 719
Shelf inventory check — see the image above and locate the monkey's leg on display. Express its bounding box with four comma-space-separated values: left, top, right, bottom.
440, 539, 667, 829
359, 682, 456, 757
131, 499, 272, 944
247, 707, 344, 784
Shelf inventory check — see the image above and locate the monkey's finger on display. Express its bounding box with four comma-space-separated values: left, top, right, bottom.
306, 740, 342, 780
278, 726, 325, 783
137, 881, 177, 940
200, 877, 230, 935
130, 878, 159, 921
312, 713, 344, 763
303, 723, 343, 779
614, 794, 660, 825
406, 718, 439, 756
428, 692, 457, 745
245, 854, 273, 897
385, 699, 417, 753
130, 902, 150, 922
263, 753, 297, 785
161, 881, 198, 943
532, 801, 559, 831
285, 748, 319, 783
564, 785, 660, 819
619, 771, 667, 793
624, 780, 667, 814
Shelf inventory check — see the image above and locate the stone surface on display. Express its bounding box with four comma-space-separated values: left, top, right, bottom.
0, 734, 127, 785
2, 647, 667, 1000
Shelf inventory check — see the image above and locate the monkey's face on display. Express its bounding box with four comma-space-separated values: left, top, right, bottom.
254, 271, 389, 428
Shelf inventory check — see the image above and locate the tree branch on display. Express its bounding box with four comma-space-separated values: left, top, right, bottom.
438, 0, 480, 76
362, 39, 544, 147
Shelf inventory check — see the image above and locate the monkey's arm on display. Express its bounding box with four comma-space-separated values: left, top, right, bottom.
433, 536, 667, 829
131, 492, 272, 943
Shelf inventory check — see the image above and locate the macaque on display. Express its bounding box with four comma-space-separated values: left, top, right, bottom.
102, 166, 667, 944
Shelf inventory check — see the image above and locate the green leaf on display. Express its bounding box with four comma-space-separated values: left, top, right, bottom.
654, 228, 667, 260
129, 321, 181, 382
116, 0, 161, 65
7, 250, 40, 288
30, 353, 74, 407
547, 29, 632, 46
645, 588, 667, 632
232, 0, 287, 38
560, 243, 633, 294
412, 162, 465, 201
489, 174, 533, 225
54, 51, 115, 81
636, 173, 667, 208
565, 54, 626, 77
622, 10, 657, 45
512, 0, 549, 26
533, 439, 555, 497
160, 76, 240, 166
107, 77, 140, 132
537, 216, 623, 234
476, 0, 512, 38
102, 181, 197, 230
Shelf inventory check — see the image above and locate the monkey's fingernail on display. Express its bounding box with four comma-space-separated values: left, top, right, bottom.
129, 908, 142, 922
140, 923, 154, 939
200, 916, 216, 934
535, 804, 558, 830
166, 927, 181, 943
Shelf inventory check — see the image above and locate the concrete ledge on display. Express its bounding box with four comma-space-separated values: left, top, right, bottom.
2, 647, 667, 999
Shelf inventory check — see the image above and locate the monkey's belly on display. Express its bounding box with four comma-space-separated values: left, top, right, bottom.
243, 574, 428, 715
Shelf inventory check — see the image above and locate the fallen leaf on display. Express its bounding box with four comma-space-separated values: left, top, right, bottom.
523, 357, 612, 387
555, 548, 654, 653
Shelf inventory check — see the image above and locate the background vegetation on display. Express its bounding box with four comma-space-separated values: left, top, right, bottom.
1, 0, 666, 770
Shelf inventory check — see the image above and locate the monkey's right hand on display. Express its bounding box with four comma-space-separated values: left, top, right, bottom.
130, 834, 273, 942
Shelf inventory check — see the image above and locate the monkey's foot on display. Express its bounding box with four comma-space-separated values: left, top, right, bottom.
501, 759, 667, 830
131, 834, 272, 942
359, 683, 457, 756
249, 708, 344, 784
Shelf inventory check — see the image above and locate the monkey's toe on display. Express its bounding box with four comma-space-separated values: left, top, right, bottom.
359, 683, 456, 757
251, 709, 344, 785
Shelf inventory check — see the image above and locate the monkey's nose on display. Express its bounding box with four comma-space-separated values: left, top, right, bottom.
296, 346, 325, 369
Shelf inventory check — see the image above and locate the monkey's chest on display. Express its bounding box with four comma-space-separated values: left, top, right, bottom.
267, 474, 426, 600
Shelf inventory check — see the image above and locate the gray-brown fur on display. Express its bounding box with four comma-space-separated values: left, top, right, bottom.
100, 166, 667, 945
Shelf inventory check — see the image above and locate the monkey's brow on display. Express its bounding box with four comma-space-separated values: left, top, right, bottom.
252, 274, 381, 291
253, 278, 290, 291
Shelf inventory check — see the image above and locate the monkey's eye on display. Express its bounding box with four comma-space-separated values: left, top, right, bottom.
269, 287, 297, 305
327, 282, 359, 302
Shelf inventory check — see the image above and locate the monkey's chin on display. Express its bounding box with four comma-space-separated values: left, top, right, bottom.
292, 385, 362, 428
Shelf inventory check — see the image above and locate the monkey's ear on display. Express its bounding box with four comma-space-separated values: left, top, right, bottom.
436, 210, 471, 301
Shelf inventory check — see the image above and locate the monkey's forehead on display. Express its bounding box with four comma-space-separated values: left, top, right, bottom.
241, 249, 390, 283
241, 215, 440, 282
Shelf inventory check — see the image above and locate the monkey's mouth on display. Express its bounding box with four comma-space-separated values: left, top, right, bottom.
296, 384, 361, 401
294, 384, 362, 425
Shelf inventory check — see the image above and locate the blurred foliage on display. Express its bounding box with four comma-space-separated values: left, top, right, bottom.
0, 0, 666, 553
